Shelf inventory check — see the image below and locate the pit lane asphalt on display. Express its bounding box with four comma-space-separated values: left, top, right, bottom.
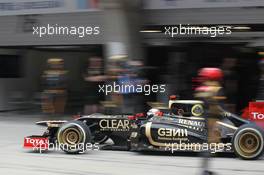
0, 112, 263, 175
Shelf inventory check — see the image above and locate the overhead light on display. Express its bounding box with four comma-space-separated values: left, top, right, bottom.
232, 26, 251, 30
140, 30, 162, 33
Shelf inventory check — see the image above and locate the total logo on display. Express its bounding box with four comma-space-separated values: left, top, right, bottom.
99, 119, 130, 131
24, 137, 49, 149
251, 112, 264, 120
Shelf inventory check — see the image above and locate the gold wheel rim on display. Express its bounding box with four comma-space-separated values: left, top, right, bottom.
61, 128, 82, 145
238, 132, 260, 155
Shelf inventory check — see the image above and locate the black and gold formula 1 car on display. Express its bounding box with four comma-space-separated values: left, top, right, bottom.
24, 99, 264, 160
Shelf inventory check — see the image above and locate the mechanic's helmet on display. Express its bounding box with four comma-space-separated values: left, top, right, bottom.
198, 67, 223, 81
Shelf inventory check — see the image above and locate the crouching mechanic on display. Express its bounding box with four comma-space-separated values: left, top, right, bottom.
194, 68, 226, 175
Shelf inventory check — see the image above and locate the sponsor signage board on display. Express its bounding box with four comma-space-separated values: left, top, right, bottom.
0, 0, 99, 16
144, 0, 264, 9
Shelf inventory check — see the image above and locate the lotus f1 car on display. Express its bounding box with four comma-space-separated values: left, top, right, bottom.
24, 98, 264, 160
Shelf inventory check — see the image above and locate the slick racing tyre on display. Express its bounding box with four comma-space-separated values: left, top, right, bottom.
232, 124, 264, 160
57, 121, 92, 154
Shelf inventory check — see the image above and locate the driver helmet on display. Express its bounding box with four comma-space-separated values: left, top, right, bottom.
147, 108, 160, 117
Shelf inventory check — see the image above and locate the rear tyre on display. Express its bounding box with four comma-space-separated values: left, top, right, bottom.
57, 120, 92, 154
232, 124, 264, 160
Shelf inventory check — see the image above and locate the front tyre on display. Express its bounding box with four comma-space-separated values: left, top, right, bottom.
232, 124, 264, 160
57, 121, 92, 154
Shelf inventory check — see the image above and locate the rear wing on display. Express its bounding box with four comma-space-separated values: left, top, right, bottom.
242, 102, 264, 129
